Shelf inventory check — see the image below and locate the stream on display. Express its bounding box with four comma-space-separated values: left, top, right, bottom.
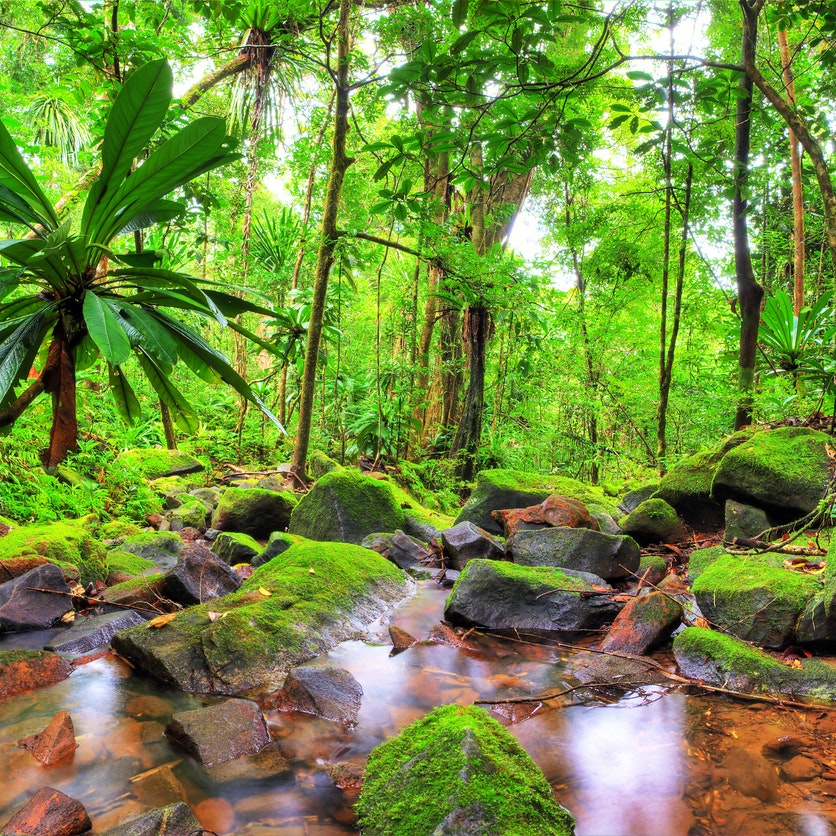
3, 580, 836, 835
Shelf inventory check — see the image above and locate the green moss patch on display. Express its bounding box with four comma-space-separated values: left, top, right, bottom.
356, 705, 574, 836
117, 448, 205, 481
105, 549, 157, 583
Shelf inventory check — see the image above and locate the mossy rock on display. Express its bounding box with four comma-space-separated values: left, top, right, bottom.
653, 429, 755, 526
456, 468, 617, 535
115, 531, 183, 571
289, 468, 405, 545
167, 496, 208, 530
386, 481, 454, 541
105, 550, 157, 584
110, 539, 414, 694
211, 486, 297, 539
711, 427, 832, 521
356, 704, 575, 836
117, 448, 204, 481
619, 498, 681, 545
0, 521, 107, 585
100, 520, 144, 540
307, 449, 340, 479
692, 554, 818, 649
211, 531, 262, 565
687, 545, 727, 581
638, 553, 667, 586
674, 626, 836, 703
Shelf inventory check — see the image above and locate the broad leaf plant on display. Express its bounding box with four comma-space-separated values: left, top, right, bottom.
0, 59, 281, 466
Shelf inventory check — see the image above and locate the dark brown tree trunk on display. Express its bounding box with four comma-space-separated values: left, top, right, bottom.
290, 0, 353, 481
41, 324, 78, 468
733, 0, 764, 430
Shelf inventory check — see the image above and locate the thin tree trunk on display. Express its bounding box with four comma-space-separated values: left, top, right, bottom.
733, 0, 765, 430
41, 323, 78, 468
777, 27, 805, 313
290, 0, 353, 481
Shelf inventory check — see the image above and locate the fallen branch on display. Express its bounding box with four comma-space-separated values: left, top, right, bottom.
24, 587, 167, 615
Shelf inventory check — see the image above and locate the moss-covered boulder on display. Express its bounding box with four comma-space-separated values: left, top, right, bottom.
114, 531, 183, 572
711, 427, 832, 521
289, 468, 405, 545
445, 559, 620, 633
211, 486, 297, 539
619, 498, 682, 545
110, 539, 414, 694
0, 520, 107, 584
117, 447, 204, 481
653, 430, 754, 526
356, 705, 575, 836
687, 545, 727, 581
796, 538, 836, 644
599, 591, 683, 655
167, 495, 208, 530
724, 500, 773, 541
456, 468, 616, 535
692, 554, 817, 648
307, 449, 340, 478
105, 549, 157, 584
211, 531, 262, 565
674, 626, 836, 702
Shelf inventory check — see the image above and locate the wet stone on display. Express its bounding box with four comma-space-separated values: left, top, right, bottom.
0, 564, 73, 632
45, 609, 147, 655
2, 786, 91, 836
273, 664, 363, 725
100, 801, 202, 835
17, 709, 77, 765
780, 755, 820, 782
441, 521, 505, 570
0, 649, 73, 698
389, 624, 417, 655
161, 542, 242, 605
205, 741, 292, 784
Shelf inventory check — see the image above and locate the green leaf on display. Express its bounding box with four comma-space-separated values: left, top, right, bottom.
82, 291, 132, 365
112, 301, 179, 365
136, 348, 199, 433
108, 363, 142, 424
452, 0, 468, 28
450, 30, 479, 54
0, 307, 54, 407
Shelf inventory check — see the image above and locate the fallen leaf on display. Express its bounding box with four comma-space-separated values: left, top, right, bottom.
258, 587, 272, 597
147, 612, 178, 629
308, 568, 316, 575
60, 611, 75, 624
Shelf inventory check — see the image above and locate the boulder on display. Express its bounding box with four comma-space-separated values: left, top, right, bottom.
100, 802, 202, 836
161, 542, 242, 606
363, 530, 432, 572
165, 698, 269, 766
105, 549, 157, 584
456, 468, 616, 535
441, 522, 504, 570
272, 663, 363, 725
99, 575, 167, 615
445, 559, 619, 633
674, 626, 836, 702
210, 531, 261, 565
0, 521, 107, 585
637, 553, 667, 586
618, 498, 682, 545
355, 704, 575, 836
653, 430, 754, 526
117, 447, 204, 480
111, 540, 414, 694
507, 527, 640, 581
0, 564, 73, 632
0, 650, 73, 697
166, 496, 208, 531
724, 499, 774, 541
45, 609, 147, 655
1, 787, 91, 836
618, 484, 659, 514
687, 545, 728, 581
796, 540, 836, 643
692, 554, 816, 649
289, 468, 404, 544
491, 494, 598, 538
211, 486, 297, 539
711, 427, 831, 521
115, 531, 184, 572
251, 532, 295, 568
599, 591, 682, 655
17, 710, 77, 765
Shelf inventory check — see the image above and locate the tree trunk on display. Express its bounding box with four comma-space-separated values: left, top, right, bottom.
41, 323, 79, 468
733, 0, 765, 430
777, 27, 805, 312
290, 0, 353, 481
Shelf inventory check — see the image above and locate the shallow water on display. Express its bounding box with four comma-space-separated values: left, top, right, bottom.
2, 581, 836, 835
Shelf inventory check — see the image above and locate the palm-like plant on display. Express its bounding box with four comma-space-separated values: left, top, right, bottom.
0, 59, 282, 466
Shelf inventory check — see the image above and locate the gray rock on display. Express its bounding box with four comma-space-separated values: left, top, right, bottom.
165, 698, 269, 766
205, 741, 292, 784
619, 498, 682, 545
211, 531, 261, 565
0, 564, 72, 633
116, 531, 183, 572
724, 500, 773, 541
251, 532, 294, 567
618, 485, 659, 514
445, 559, 619, 633
45, 610, 147, 655
274, 664, 363, 725
100, 801, 202, 836
162, 543, 242, 605
441, 522, 504, 570
389, 530, 432, 570
507, 527, 640, 581
403, 515, 442, 543
211, 486, 297, 539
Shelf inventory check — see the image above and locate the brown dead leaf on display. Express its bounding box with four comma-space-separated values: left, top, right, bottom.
60, 611, 75, 624
612, 594, 632, 603
146, 612, 178, 629
207, 611, 228, 622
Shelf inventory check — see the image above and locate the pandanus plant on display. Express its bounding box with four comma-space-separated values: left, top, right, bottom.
0, 59, 281, 466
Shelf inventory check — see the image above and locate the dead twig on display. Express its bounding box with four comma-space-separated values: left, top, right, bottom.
24, 587, 166, 615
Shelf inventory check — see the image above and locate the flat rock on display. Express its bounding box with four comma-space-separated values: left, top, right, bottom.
204, 740, 292, 784
445, 559, 619, 633
2, 787, 91, 836
100, 801, 202, 835
165, 698, 269, 766
441, 522, 504, 570
45, 609, 147, 655
507, 527, 640, 581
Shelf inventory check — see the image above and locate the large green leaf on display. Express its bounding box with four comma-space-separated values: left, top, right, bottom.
0, 307, 54, 407
82, 59, 173, 241
0, 119, 59, 232
136, 348, 199, 433
112, 301, 179, 365
115, 200, 185, 236
108, 363, 142, 424
82, 291, 132, 365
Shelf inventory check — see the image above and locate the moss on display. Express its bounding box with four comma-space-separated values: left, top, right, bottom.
478, 469, 617, 515
105, 549, 157, 580
117, 530, 183, 558
638, 552, 667, 580
100, 520, 144, 539
356, 705, 575, 836
151, 474, 204, 496
451, 558, 588, 596
0, 521, 107, 584
620, 498, 680, 542
103, 573, 165, 596
289, 468, 405, 544
308, 449, 340, 478
386, 481, 455, 532
117, 448, 205, 481
687, 545, 727, 580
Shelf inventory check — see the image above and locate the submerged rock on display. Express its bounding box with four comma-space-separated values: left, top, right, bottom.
355, 704, 575, 836
289, 468, 405, 544
445, 559, 619, 633
100, 801, 202, 835
507, 527, 640, 581
272, 663, 363, 725
2, 787, 90, 836
17, 710, 78, 765
0, 650, 73, 698
674, 626, 836, 702
111, 539, 414, 694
